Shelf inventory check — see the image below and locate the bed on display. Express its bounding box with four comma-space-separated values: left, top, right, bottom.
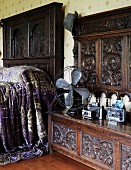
0, 2, 64, 165
0, 65, 54, 164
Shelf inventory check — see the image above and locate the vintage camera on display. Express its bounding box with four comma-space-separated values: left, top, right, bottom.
82, 102, 103, 120
106, 105, 126, 122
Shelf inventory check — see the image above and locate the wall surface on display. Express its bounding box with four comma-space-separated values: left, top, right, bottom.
0, 0, 131, 110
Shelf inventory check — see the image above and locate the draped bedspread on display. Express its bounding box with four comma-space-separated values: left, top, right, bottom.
0, 66, 54, 165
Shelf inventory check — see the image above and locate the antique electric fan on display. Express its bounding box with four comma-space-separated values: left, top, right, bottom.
55, 66, 91, 114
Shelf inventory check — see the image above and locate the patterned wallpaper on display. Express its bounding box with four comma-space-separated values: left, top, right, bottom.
0, 0, 131, 19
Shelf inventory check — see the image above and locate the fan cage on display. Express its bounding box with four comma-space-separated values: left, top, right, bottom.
55, 66, 91, 110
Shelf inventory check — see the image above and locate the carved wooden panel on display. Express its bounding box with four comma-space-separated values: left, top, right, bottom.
29, 20, 48, 58
73, 6, 131, 97
101, 37, 123, 86
82, 132, 114, 168
3, 2, 64, 80
80, 41, 97, 84
11, 28, 24, 58
128, 35, 131, 89
121, 144, 131, 170
28, 9, 55, 58
73, 7, 131, 37
53, 123, 77, 152
5, 21, 25, 59
49, 111, 131, 170
75, 16, 131, 36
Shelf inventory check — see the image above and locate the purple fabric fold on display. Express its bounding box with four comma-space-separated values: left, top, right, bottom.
0, 66, 54, 165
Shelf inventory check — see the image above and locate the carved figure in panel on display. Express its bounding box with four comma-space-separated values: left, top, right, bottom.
11, 29, 24, 58
82, 132, 113, 168
29, 21, 49, 57
101, 37, 122, 86
53, 123, 76, 151
81, 41, 96, 84
122, 144, 131, 170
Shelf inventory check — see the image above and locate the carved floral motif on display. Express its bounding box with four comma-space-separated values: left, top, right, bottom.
81, 41, 97, 84
75, 15, 131, 36
53, 123, 76, 151
101, 37, 122, 86
82, 132, 113, 167
122, 144, 131, 170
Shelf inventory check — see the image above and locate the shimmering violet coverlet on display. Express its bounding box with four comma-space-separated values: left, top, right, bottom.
0, 66, 54, 165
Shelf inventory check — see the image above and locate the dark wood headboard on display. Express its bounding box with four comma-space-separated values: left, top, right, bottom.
2, 2, 64, 81
73, 6, 131, 100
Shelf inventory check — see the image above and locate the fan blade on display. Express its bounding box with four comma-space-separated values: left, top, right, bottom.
56, 78, 71, 89
71, 69, 82, 86
65, 88, 73, 108
74, 87, 90, 98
